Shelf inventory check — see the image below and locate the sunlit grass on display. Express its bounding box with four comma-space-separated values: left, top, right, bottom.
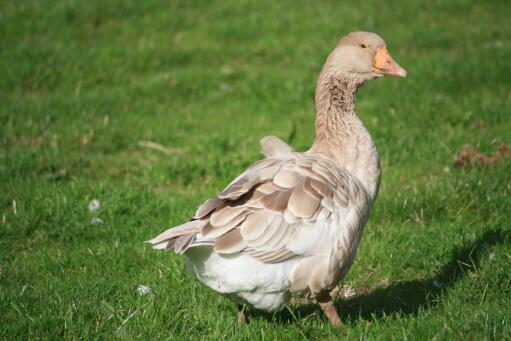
1, 0, 510, 339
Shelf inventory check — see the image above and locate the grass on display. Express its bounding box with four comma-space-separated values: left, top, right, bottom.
1, 0, 510, 339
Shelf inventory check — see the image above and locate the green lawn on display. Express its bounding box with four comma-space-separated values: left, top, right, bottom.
1, 0, 510, 339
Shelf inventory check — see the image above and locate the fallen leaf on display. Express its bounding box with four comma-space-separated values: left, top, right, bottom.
454, 143, 510, 168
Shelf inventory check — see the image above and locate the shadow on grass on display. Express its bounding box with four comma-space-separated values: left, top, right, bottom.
248, 228, 509, 325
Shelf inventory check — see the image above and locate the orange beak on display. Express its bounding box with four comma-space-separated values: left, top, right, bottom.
373, 48, 407, 78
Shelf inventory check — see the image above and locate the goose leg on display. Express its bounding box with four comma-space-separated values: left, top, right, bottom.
237, 304, 247, 325
317, 291, 346, 330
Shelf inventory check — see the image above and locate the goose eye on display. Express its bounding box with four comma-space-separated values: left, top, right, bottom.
360, 44, 367, 49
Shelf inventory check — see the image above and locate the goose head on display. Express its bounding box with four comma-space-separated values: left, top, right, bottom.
323, 31, 407, 82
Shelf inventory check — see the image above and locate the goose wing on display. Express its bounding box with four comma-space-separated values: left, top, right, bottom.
151, 144, 369, 265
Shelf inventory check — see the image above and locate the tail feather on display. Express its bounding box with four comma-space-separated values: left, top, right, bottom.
260, 135, 293, 158
174, 234, 195, 253
148, 219, 206, 252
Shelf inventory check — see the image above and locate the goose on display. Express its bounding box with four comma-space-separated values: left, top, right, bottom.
149, 31, 406, 328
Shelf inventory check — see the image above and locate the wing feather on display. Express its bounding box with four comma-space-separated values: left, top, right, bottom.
202, 211, 248, 239
240, 210, 274, 241
260, 187, 292, 212
194, 197, 225, 219
152, 149, 369, 267
245, 214, 285, 248
210, 205, 246, 227
287, 180, 321, 218
214, 228, 246, 253
273, 170, 301, 188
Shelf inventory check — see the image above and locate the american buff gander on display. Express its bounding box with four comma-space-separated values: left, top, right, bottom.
150, 31, 406, 328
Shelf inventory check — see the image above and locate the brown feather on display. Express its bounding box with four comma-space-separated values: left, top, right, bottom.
240, 210, 273, 241
260, 216, 290, 249
303, 178, 322, 201
310, 178, 331, 197
288, 181, 321, 218
244, 247, 295, 264
200, 221, 214, 236
272, 170, 301, 188
248, 214, 283, 248
250, 158, 279, 171
273, 220, 298, 248
174, 234, 195, 254
203, 211, 248, 239
214, 228, 247, 253
266, 249, 296, 263
218, 176, 253, 200
256, 162, 281, 179
316, 207, 332, 221
257, 182, 278, 195
165, 238, 176, 250
150, 220, 205, 244
333, 190, 349, 208
260, 188, 292, 212
194, 197, 224, 219
210, 205, 246, 227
